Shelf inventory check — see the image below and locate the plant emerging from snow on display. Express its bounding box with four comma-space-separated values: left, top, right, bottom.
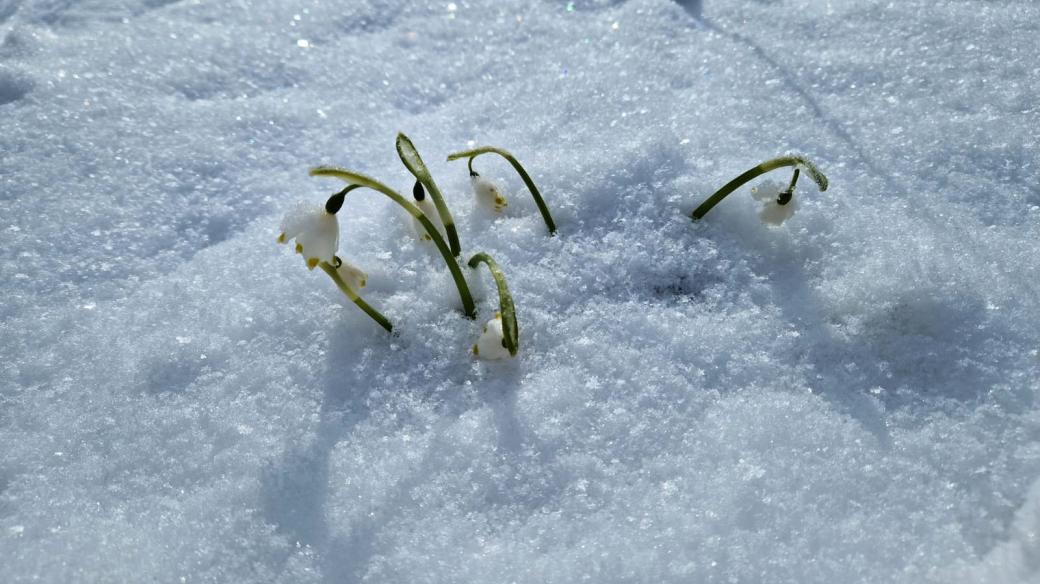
691, 155, 828, 224
397, 133, 461, 256
308, 167, 477, 319
467, 252, 519, 359
279, 187, 392, 332
447, 145, 557, 234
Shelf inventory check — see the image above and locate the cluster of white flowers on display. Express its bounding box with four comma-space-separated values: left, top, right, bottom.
750, 179, 799, 226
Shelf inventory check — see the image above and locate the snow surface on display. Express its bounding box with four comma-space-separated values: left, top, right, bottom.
2, 0, 1040, 582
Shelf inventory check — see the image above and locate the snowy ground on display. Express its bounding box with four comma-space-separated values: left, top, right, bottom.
2, 0, 1040, 582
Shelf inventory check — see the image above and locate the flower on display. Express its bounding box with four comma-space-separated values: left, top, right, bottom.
750, 179, 799, 226
472, 312, 512, 360
411, 181, 447, 242
278, 201, 339, 269
335, 258, 367, 291
471, 174, 508, 213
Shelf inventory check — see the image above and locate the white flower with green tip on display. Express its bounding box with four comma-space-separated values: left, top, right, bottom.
278, 201, 339, 269
473, 313, 511, 360
471, 174, 508, 213
751, 179, 799, 226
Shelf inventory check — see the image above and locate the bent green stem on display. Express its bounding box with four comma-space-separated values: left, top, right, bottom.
310, 166, 477, 319
447, 146, 557, 235
691, 155, 829, 220
319, 260, 393, 333
467, 252, 518, 356
396, 133, 461, 257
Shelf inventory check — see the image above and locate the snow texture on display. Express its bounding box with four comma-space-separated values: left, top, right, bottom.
2, 0, 1040, 582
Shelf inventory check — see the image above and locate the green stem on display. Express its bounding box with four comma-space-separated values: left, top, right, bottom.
319, 260, 393, 333
310, 166, 477, 319
396, 133, 462, 257
691, 155, 829, 220
467, 252, 518, 356
447, 146, 557, 235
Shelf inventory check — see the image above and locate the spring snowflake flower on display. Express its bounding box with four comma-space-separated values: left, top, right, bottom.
278, 201, 339, 269
411, 181, 446, 242
473, 313, 511, 360
335, 258, 367, 291
471, 174, 508, 213
751, 179, 799, 226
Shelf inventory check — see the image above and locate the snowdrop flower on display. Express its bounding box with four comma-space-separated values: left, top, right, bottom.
473, 313, 511, 360
750, 179, 799, 226
278, 200, 339, 269
334, 257, 367, 291
411, 180, 447, 242
471, 173, 508, 213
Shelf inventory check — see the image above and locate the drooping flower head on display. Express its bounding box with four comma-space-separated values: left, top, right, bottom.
750, 179, 799, 226
473, 312, 512, 360
334, 257, 367, 291
471, 173, 508, 213
278, 198, 340, 269
411, 180, 447, 242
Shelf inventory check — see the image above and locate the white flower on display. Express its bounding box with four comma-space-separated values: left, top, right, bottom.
751, 179, 799, 226
411, 182, 446, 242
472, 313, 511, 360
471, 174, 508, 213
335, 259, 367, 291
278, 201, 339, 269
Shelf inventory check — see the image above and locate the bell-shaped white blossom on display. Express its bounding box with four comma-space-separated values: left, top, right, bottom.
472, 313, 512, 360
471, 175, 508, 213
411, 195, 446, 242
278, 202, 339, 269
335, 259, 367, 291
750, 179, 799, 226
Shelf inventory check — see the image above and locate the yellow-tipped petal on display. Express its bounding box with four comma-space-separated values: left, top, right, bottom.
295, 243, 303, 254
277, 232, 287, 243
306, 257, 320, 270
473, 344, 479, 356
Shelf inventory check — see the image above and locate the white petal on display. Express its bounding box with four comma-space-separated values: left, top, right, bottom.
472, 176, 508, 213
336, 260, 367, 290
758, 198, 798, 226
750, 179, 784, 203
279, 201, 323, 241
296, 211, 339, 268
474, 316, 512, 360
412, 197, 446, 242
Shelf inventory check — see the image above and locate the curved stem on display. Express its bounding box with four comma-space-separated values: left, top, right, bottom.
467, 252, 518, 356
319, 261, 393, 333
310, 166, 477, 319
447, 146, 557, 235
396, 133, 462, 257
691, 155, 829, 220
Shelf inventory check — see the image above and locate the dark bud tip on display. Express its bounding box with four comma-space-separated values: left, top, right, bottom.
777, 189, 794, 206
469, 170, 480, 177
332, 256, 343, 268
325, 189, 347, 214
412, 180, 426, 201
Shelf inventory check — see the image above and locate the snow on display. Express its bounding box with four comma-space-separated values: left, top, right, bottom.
2, 0, 1039, 582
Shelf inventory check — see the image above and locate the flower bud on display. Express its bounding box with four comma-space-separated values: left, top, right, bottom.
472, 313, 512, 360
471, 174, 508, 213
750, 180, 799, 226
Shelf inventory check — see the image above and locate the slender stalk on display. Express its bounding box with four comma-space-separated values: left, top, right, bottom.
396, 133, 462, 257
447, 146, 557, 235
467, 252, 518, 356
310, 166, 477, 318
319, 260, 393, 333
692, 155, 828, 220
